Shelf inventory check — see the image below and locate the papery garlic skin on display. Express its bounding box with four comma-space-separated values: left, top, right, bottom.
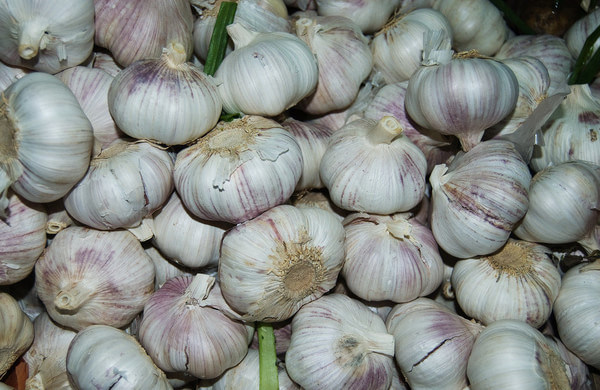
545, 335, 593, 390
292, 190, 347, 221
64, 141, 174, 231
564, 8, 600, 63
174, 116, 303, 224
315, 0, 401, 34
320, 116, 427, 214
0, 191, 46, 285
286, 294, 396, 390
35, 227, 155, 331
0, 292, 34, 378
452, 239, 561, 328
215, 23, 318, 116
90, 51, 123, 77
219, 205, 345, 322
429, 140, 531, 258
0, 0, 94, 74
342, 212, 444, 303
144, 247, 193, 290
467, 319, 571, 389
66, 325, 172, 389
0, 61, 28, 92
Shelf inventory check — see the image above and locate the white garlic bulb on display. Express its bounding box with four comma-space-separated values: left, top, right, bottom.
467, 319, 571, 389
0, 72, 93, 215
451, 239, 561, 328
0, 191, 47, 285
315, 0, 401, 34
108, 42, 222, 146
174, 116, 303, 224
429, 140, 531, 258
564, 8, 600, 63
0, 292, 34, 378
35, 226, 155, 331
219, 205, 345, 322
320, 116, 427, 214
0, 0, 94, 74
215, 23, 318, 116
386, 298, 483, 389
342, 212, 444, 303
295, 15, 373, 115
66, 324, 172, 389
64, 140, 174, 232
285, 293, 396, 390
371, 8, 452, 84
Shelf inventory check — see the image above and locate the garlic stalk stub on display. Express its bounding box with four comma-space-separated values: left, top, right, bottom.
0, 292, 34, 379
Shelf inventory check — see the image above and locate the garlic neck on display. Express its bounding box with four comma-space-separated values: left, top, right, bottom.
18, 20, 49, 60
363, 331, 395, 357
295, 18, 316, 47
163, 42, 188, 68
366, 116, 403, 145
54, 284, 92, 313
185, 273, 216, 303
227, 23, 259, 50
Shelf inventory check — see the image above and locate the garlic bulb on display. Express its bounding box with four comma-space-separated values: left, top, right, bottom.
386, 298, 483, 389
285, 293, 396, 390
429, 140, 531, 258
467, 319, 571, 389
320, 116, 427, 214
315, 0, 401, 34
66, 324, 172, 389
371, 8, 452, 84
108, 42, 222, 146
0, 72, 93, 214
0, 191, 46, 285
35, 226, 155, 331
139, 274, 254, 379
219, 205, 345, 322
0, 292, 33, 378
292, 190, 347, 221
23, 312, 76, 390
0, 0, 94, 74
295, 15, 373, 115
545, 335, 593, 390
174, 116, 303, 224
514, 160, 600, 253
564, 8, 600, 62
94, 0, 193, 68
554, 260, 600, 370
451, 239, 561, 328
215, 23, 318, 116
405, 33, 519, 151
342, 212, 444, 303
64, 140, 174, 232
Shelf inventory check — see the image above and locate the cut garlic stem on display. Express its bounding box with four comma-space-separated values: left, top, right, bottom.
164, 41, 188, 68
363, 331, 396, 357
54, 285, 92, 312
366, 116, 403, 145
227, 22, 260, 49
185, 273, 216, 300
18, 21, 47, 60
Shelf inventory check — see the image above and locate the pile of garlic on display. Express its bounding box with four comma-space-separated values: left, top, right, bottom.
1, 0, 600, 389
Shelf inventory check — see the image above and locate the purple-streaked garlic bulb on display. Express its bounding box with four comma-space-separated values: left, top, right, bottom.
0, 292, 34, 378
315, 0, 401, 34
564, 8, 600, 65
35, 226, 155, 331
285, 294, 396, 390
139, 274, 254, 379
219, 205, 345, 322
342, 212, 444, 303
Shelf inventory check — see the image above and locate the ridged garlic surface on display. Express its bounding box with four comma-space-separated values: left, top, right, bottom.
144, 247, 194, 290
35, 227, 155, 331
564, 8, 600, 63
285, 294, 396, 390
315, 0, 401, 34
174, 116, 303, 224
320, 116, 427, 214
64, 140, 174, 231
0, 61, 28, 92
215, 23, 318, 116
452, 239, 561, 328
342, 212, 444, 303
0, 292, 33, 378
219, 205, 345, 322
0, 0, 94, 74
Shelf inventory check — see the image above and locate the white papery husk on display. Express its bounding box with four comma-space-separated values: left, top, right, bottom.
314, 0, 401, 34
0, 292, 33, 379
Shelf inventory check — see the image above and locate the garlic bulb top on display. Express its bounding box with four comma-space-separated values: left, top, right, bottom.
0, 0, 94, 74
315, 0, 401, 34
0, 292, 34, 378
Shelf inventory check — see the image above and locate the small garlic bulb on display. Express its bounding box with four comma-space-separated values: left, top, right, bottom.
219, 205, 345, 322
320, 116, 427, 214
451, 239, 561, 328
64, 140, 174, 232
315, 0, 401, 34
285, 294, 396, 390
0, 292, 33, 378
0, 0, 94, 74
467, 319, 571, 389
386, 298, 483, 389
429, 140, 531, 258
215, 23, 318, 116
0, 191, 47, 285
66, 325, 172, 389
174, 116, 303, 224
342, 212, 444, 303
35, 226, 155, 331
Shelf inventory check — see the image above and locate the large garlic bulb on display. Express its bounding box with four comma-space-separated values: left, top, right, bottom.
320, 116, 427, 214
0, 72, 93, 215
315, 0, 401, 34
429, 140, 531, 258
285, 294, 396, 390
215, 23, 318, 116
35, 227, 155, 331
0, 0, 94, 74
0, 292, 33, 378
219, 205, 345, 322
